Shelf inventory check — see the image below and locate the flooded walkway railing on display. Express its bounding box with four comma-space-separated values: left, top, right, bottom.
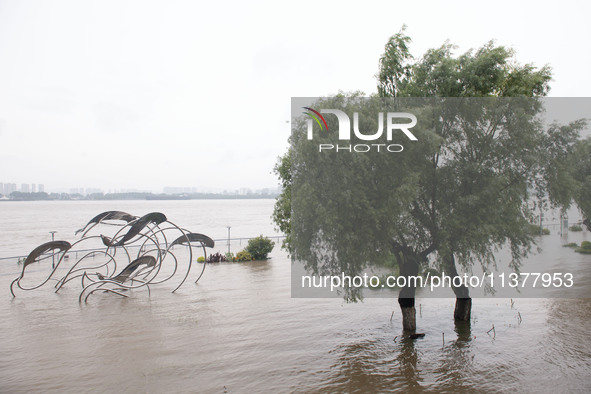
0, 235, 286, 262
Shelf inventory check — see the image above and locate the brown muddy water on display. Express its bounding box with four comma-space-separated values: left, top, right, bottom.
0, 200, 590, 393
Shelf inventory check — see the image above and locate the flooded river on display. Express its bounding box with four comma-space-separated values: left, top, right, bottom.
0, 200, 589, 392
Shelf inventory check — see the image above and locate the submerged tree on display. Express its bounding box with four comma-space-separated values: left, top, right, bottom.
545, 136, 591, 230
274, 29, 586, 331
575, 140, 591, 230
377, 32, 558, 325
285, 94, 439, 311
375, 28, 582, 326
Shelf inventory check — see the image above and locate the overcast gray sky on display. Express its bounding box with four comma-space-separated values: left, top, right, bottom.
0, 0, 590, 193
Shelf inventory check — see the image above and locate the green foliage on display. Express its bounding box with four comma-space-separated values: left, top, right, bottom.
541, 131, 588, 212
550, 138, 591, 222
569, 225, 583, 232
245, 235, 275, 260
378, 30, 551, 98
225, 252, 235, 261
572, 140, 591, 221
377, 25, 413, 97
197, 256, 205, 263
526, 224, 540, 235
563, 242, 578, 248
274, 30, 586, 303
9, 192, 50, 201
422, 267, 441, 278
273, 151, 292, 251
374, 252, 400, 269
575, 241, 591, 254
527, 224, 550, 235
235, 250, 253, 262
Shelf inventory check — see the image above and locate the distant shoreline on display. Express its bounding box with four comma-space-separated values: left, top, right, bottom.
0, 191, 278, 202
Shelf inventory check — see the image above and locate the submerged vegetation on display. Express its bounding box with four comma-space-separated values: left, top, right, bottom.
235, 250, 253, 261
562, 241, 591, 254
575, 241, 591, 254
206, 252, 228, 263
199, 236, 275, 263
244, 235, 275, 260
526, 224, 550, 236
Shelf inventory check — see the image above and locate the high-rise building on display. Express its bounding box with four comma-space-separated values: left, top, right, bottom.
5, 183, 16, 194
21, 184, 30, 193
32, 184, 37, 193
38, 184, 45, 193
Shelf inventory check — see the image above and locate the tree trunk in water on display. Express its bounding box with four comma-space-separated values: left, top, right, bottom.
398, 298, 416, 331
398, 254, 419, 331
454, 298, 472, 321
445, 254, 472, 322
454, 318, 471, 341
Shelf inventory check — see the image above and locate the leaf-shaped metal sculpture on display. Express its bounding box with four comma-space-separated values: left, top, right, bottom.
75, 211, 137, 236
170, 233, 215, 248
10, 240, 72, 297
110, 255, 157, 283
100, 234, 113, 247
108, 212, 167, 247
22, 241, 72, 268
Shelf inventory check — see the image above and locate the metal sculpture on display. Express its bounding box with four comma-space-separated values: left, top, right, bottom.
10, 211, 214, 302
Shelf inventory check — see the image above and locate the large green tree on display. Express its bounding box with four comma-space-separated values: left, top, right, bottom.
274, 29, 585, 331
376, 29, 576, 326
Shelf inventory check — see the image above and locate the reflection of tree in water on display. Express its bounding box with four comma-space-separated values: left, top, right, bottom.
324, 321, 515, 393
395, 337, 423, 392
432, 321, 475, 390
326, 334, 423, 392
324, 332, 440, 392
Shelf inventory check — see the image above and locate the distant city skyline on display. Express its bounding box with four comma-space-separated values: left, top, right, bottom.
0, 182, 44, 195
0, 181, 278, 196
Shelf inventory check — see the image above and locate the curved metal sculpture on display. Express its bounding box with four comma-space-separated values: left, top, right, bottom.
75, 211, 138, 236
10, 241, 72, 297
11, 211, 214, 302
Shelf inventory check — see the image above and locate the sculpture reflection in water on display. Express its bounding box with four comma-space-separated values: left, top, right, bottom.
10, 211, 214, 302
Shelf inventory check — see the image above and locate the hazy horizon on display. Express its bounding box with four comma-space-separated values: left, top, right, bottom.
1, 0, 590, 192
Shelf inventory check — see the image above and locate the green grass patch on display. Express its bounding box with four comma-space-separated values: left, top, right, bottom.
575, 241, 591, 254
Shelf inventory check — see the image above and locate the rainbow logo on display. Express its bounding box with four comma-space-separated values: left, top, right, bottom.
303, 107, 328, 132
